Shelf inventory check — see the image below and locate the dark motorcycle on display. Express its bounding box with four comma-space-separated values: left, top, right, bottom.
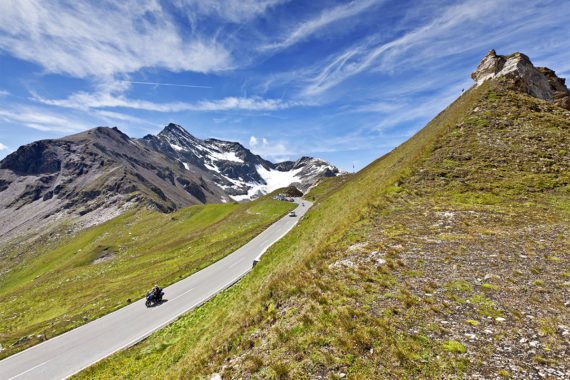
145, 289, 164, 307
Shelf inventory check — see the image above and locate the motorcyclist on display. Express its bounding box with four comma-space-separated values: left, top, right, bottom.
151, 284, 162, 301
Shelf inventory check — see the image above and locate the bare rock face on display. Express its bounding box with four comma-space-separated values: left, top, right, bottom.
0, 126, 226, 241
537, 67, 570, 110
0, 124, 340, 242
471, 50, 570, 110
146, 124, 341, 199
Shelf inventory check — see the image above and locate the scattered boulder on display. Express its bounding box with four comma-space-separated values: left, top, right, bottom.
12, 335, 31, 347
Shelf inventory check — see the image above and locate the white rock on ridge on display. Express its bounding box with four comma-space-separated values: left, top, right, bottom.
471, 50, 570, 110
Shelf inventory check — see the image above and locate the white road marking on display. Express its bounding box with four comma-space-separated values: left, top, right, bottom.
9, 360, 50, 379
168, 287, 195, 303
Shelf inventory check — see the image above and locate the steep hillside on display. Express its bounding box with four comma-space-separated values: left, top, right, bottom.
78, 53, 569, 379
0, 196, 294, 359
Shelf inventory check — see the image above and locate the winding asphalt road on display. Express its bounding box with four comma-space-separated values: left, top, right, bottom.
0, 199, 312, 380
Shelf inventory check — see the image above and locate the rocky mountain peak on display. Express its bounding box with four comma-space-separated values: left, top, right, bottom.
144, 123, 341, 200
158, 123, 197, 141
0, 121, 341, 239
471, 50, 570, 110
90, 126, 131, 142
162, 122, 187, 133
296, 156, 325, 165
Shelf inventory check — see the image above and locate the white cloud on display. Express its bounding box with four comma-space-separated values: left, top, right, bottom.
177, 0, 287, 23
0, 107, 91, 133
261, 0, 379, 51
0, 0, 231, 78
303, 0, 505, 95
34, 89, 298, 112
0, 90, 9, 97
247, 135, 292, 161
95, 110, 157, 127
0, 142, 8, 150
249, 135, 258, 147
125, 81, 212, 89
193, 97, 293, 111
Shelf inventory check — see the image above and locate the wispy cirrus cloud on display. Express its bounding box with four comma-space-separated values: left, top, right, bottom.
125, 81, 212, 89
0, 142, 9, 150
0, 0, 231, 78
372, 85, 465, 132
189, 97, 296, 111
301, 0, 570, 97
34, 90, 299, 113
0, 107, 92, 133
94, 110, 159, 127
261, 0, 379, 51
177, 0, 287, 23
303, 0, 504, 95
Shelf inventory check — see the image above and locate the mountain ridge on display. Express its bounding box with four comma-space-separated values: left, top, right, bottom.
0, 124, 339, 241
142, 123, 340, 200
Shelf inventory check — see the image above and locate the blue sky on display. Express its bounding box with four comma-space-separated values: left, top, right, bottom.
0, 0, 569, 171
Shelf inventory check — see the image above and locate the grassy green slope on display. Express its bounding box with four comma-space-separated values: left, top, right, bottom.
75, 83, 495, 377
304, 174, 354, 201
0, 197, 294, 359
79, 81, 569, 379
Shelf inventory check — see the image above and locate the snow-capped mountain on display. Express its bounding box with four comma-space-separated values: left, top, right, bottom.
0, 123, 340, 240
143, 123, 340, 201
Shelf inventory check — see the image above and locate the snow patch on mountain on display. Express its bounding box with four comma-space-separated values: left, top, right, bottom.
229, 165, 303, 201
147, 123, 341, 201
170, 143, 185, 151
204, 163, 220, 173
257, 165, 302, 191
202, 147, 242, 163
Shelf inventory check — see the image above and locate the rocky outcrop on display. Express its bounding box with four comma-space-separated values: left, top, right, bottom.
471, 50, 570, 110
0, 141, 62, 175
537, 67, 570, 110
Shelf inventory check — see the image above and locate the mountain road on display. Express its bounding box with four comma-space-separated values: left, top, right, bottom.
0, 199, 312, 380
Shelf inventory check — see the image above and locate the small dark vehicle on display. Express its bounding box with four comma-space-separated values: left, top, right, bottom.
145, 288, 164, 307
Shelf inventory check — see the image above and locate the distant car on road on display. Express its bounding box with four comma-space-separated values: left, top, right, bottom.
289, 211, 296, 217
